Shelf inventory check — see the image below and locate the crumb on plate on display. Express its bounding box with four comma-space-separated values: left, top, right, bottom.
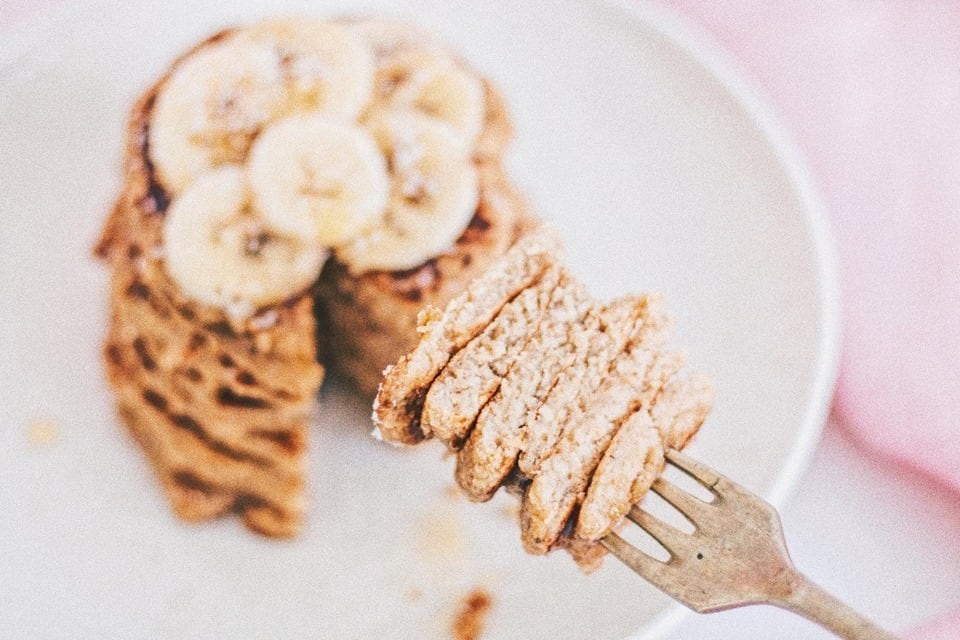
26, 419, 59, 447
451, 588, 493, 640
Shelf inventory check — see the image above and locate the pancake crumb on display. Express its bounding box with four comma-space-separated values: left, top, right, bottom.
451, 588, 492, 640
26, 419, 59, 447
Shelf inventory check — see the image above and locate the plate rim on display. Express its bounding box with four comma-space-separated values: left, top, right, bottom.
601, 2, 841, 638
0, 2, 842, 639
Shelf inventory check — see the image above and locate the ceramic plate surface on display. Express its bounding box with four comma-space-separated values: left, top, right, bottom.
0, 1, 838, 638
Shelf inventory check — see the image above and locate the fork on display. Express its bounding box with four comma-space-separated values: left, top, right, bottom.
600, 449, 897, 639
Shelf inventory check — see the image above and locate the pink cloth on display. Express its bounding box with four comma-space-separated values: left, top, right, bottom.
2, 0, 958, 635
655, 0, 960, 635
909, 608, 960, 640
0, 0, 52, 29
658, 0, 960, 493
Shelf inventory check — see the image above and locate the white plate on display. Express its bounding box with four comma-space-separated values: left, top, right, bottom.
0, 1, 839, 638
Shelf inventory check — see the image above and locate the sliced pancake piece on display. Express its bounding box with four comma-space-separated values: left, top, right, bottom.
651, 375, 716, 450
517, 294, 659, 477
520, 320, 679, 554
422, 265, 563, 446
110, 264, 318, 469
117, 389, 306, 536
454, 275, 592, 501
373, 228, 561, 444
102, 247, 320, 537
574, 411, 664, 541
559, 536, 610, 574
572, 368, 711, 544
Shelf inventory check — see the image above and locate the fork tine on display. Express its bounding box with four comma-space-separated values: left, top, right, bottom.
650, 477, 714, 525
626, 505, 695, 557
665, 448, 723, 491
601, 532, 675, 583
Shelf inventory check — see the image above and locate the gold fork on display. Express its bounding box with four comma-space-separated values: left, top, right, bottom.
601, 449, 897, 639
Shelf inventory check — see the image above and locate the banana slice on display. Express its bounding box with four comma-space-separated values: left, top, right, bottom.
362, 48, 486, 152
386, 56, 486, 149
149, 38, 286, 194
348, 18, 484, 146
163, 165, 327, 310
337, 112, 479, 273
247, 114, 390, 246
240, 18, 375, 121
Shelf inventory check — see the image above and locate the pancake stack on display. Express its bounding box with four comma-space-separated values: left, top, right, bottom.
95, 17, 531, 536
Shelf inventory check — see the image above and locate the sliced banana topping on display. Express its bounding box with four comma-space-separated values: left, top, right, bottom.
163, 165, 328, 310
248, 114, 390, 246
149, 21, 376, 195
152, 17, 493, 304
149, 39, 287, 194
385, 55, 486, 150
240, 18, 375, 121
352, 18, 480, 136
337, 112, 479, 273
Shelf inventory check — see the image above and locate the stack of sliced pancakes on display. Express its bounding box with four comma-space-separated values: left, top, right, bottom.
375, 230, 714, 568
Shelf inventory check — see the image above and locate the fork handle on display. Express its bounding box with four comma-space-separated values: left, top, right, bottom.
775, 573, 898, 639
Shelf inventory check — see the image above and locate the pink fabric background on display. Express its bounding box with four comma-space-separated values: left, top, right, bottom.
653, 1, 960, 636
2, 1, 958, 636
654, 0, 960, 496
651, 1, 960, 634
